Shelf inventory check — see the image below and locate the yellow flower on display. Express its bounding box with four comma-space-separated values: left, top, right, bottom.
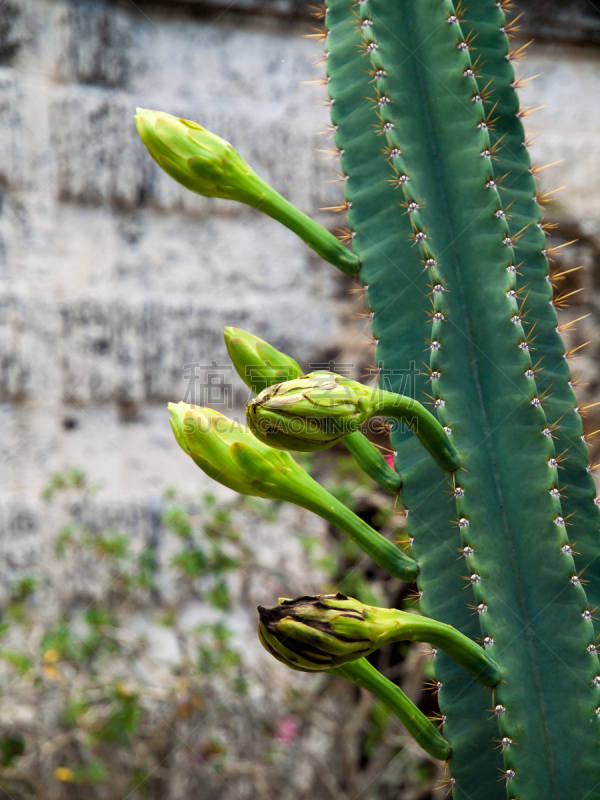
43, 648, 60, 664
54, 767, 76, 782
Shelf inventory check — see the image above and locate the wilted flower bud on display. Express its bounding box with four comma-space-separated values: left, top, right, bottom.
224, 327, 303, 395
258, 592, 500, 686
247, 372, 373, 452
259, 604, 453, 761
258, 593, 373, 671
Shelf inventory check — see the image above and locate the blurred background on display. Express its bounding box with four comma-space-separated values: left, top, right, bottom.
0, 0, 599, 797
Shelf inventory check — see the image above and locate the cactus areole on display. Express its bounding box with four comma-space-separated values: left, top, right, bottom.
137, 1, 600, 796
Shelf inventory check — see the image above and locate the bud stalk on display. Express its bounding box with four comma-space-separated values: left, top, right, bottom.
332, 659, 452, 761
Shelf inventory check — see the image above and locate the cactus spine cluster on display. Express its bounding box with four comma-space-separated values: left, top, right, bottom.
135, 1, 600, 796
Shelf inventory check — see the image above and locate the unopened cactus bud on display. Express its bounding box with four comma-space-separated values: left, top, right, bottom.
246, 371, 460, 471
258, 592, 500, 686
258, 593, 372, 671
168, 401, 301, 498
168, 403, 418, 581
226, 328, 400, 492
258, 601, 453, 761
224, 327, 302, 395
247, 372, 373, 452
135, 109, 266, 205
135, 109, 359, 275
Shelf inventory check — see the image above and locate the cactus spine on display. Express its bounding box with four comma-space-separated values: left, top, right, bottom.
136, 1, 600, 796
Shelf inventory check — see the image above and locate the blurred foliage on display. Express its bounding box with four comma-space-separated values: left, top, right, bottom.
0, 462, 439, 800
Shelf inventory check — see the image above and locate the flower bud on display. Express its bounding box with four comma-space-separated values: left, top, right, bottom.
168, 401, 301, 498
169, 403, 418, 581
135, 108, 267, 205
225, 328, 400, 491
247, 371, 460, 471
258, 593, 374, 671
258, 592, 501, 686
246, 372, 373, 452
224, 327, 302, 395
135, 109, 359, 275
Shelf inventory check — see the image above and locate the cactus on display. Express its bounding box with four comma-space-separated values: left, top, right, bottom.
136, 0, 600, 796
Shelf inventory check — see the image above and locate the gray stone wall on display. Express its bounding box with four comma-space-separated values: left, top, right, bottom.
0, 0, 355, 504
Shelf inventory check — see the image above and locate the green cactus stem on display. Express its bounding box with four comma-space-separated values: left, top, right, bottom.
135, 109, 359, 275
462, 0, 600, 616
325, 0, 600, 795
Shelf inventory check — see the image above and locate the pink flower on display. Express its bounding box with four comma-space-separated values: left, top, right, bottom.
274, 716, 298, 743
384, 452, 396, 469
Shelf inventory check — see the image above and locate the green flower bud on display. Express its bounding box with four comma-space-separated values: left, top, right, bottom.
246, 372, 373, 452
168, 403, 418, 581
134, 109, 359, 275
258, 592, 501, 686
225, 327, 400, 492
168, 401, 301, 498
224, 327, 302, 395
258, 593, 373, 672
246, 371, 461, 472
135, 109, 266, 205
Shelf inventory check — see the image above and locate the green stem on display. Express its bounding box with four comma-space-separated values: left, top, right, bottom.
342, 431, 401, 494
280, 477, 418, 582
376, 612, 500, 687
372, 390, 460, 473
330, 659, 451, 761
254, 186, 360, 276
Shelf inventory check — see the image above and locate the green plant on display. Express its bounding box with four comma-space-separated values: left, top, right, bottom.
136, 2, 600, 796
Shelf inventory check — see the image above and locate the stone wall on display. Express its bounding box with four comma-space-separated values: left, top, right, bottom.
0, 0, 359, 506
